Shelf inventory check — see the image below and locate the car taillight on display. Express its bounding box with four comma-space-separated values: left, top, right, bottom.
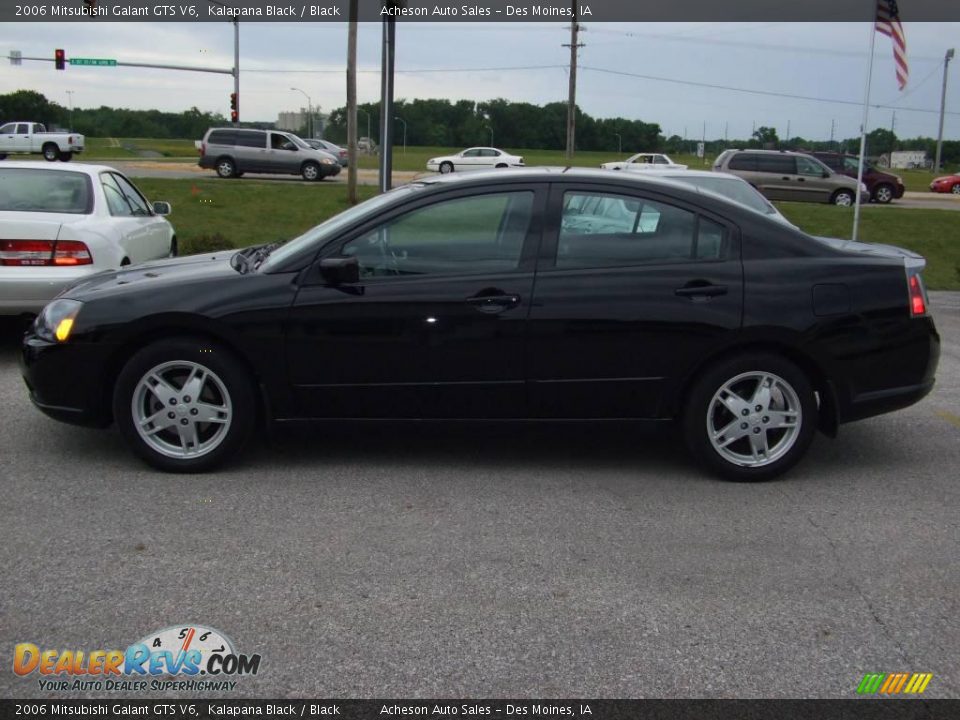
0, 240, 93, 267
907, 271, 927, 317
200, 143, 206, 156
68, 135, 74, 144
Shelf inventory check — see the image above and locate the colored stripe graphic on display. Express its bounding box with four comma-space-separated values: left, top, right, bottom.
858, 673, 932, 695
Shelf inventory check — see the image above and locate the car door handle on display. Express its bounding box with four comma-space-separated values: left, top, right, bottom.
465, 294, 521, 313
781, 176, 792, 181
675, 283, 727, 299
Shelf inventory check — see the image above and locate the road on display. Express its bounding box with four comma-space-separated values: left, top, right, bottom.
0, 295, 957, 699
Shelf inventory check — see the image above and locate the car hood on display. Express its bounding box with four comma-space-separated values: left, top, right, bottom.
932, 175, 959, 183
61, 250, 238, 301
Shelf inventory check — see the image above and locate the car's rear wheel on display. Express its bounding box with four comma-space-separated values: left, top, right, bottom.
168, 237, 178, 257
42, 144, 59, 162
301, 162, 320, 181
59, 151, 73, 162
216, 157, 236, 178
872, 183, 894, 203
952, 184, 960, 195
831, 189, 855, 207
113, 338, 256, 472
682, 353, 817, 482
439, 161, 454, 174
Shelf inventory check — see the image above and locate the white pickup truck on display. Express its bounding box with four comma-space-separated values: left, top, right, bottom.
0, 122, 85, 162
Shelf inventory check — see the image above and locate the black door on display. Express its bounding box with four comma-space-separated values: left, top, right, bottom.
526, 183, 744, 419
285, 186, 544, 418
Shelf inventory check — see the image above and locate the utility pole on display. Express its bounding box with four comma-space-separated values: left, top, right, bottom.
830, 119, 835, 148
346, 0, 358, 204
233, 18, 239, 122
890, 110, 896, 147
66, 90, 74, 130
935, 48, 955, 173
562, 1, 583, 162
378, 14, 396, 193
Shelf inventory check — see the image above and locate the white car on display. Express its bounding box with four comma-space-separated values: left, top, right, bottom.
635, 168, 796, 227
0, 162, 176, 314
426, 147, 525, 174
600, 153, 687, 171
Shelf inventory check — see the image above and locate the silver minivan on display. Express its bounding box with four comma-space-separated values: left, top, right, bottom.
198, 128, 341, 181
714, 149, 864, 206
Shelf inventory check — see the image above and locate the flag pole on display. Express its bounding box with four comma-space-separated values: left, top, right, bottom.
853, 7, 879, 243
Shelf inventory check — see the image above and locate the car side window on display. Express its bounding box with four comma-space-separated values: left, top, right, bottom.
234, 131, 264, 148
462, 149, 481, 158
796, 156, 825, 177
557, 191, 725, 269
270, 133, 295, 151
101, 173, 149, 217
208, 130, 236, 146
339, 192, 534, 278
0, 123, 14, 134
757, 155, 796, 174
16, 124, 30, 134
727, 154, 757, 171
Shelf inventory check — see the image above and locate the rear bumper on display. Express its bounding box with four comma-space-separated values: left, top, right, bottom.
844, 379, 936, 423
0, 266, 101, 315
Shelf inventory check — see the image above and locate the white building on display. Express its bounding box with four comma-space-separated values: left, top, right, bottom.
276, 108, 327, 138
882, 150, 929, 169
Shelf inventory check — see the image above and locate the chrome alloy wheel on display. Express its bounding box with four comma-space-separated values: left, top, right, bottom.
706, 371, 802, 468
132, 361, 233, 459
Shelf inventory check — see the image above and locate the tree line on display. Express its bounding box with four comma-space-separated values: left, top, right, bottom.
2, 89, 957, 166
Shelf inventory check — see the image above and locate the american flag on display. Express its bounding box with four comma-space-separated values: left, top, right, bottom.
876, 0, 908, 90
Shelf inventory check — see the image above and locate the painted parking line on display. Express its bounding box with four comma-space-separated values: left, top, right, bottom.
934, 409, 960, 429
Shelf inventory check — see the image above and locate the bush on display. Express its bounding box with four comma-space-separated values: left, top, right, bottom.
182, 233, 234, 255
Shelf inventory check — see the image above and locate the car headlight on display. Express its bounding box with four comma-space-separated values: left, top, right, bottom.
321, 158, 334, 165
34, 299, 83, 343
895, 175, 903, 183
860, 182, 869, 192
428, 158, 438, 164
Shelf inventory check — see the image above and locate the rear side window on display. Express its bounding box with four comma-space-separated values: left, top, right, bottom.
101, 172, 150, 217
557, 191, 726, 269
207, 130, 235, 146
756, 155, 796, 174
236, 131, 266, 148
817, 155, 841, 170
0, 168, 92, 214
727, 154, 757, 171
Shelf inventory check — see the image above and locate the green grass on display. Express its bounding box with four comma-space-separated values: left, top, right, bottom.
132, 178, 377, 254
82, 137, 198, 160
776, 203, 960, 290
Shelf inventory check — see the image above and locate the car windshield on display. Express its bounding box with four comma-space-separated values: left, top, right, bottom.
258, 185, 420, 271
667, 175, 779, 215
0, 168, 92, 214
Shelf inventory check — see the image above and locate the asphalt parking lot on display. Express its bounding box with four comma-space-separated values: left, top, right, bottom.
0, 294, 957, 699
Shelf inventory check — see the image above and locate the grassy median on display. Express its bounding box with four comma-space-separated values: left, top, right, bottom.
133, 178, 959, 290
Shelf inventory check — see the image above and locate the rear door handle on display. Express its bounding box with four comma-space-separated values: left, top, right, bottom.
465, 294, 521, 313
675, 284, 727, 299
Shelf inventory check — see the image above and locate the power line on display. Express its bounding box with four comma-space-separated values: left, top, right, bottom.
579, 65, 960, 117
244, 64, 566, 74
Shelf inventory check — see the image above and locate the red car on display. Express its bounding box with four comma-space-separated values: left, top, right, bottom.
930, 174, 960, 194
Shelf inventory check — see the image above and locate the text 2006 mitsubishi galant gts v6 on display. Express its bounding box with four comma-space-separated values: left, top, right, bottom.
21, 169, 939, 480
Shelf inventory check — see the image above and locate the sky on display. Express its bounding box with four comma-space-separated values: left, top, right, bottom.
1, 21, 958, 142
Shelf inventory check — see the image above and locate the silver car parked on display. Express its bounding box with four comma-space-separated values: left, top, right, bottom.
198, 128, 341, 181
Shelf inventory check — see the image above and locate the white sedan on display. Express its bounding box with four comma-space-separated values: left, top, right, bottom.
426, 147, 525, 174
600, 153, 687, 171
0, 161, 176, 314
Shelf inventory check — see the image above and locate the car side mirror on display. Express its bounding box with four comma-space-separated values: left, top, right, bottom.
822, 171, 831, 178
319, 256, 360, 285
152, 201, 172, 215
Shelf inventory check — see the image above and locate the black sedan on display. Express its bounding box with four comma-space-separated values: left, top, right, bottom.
21, 169, 939, 480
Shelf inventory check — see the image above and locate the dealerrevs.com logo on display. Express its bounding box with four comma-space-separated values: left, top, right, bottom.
13, 625, 262, 692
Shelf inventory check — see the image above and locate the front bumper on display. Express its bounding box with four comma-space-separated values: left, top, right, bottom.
320, 164, 341, 178
20, 331, 115, 428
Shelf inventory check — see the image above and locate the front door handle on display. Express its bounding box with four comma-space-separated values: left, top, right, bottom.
675, 283, 727, 299
465, 294, 521, 314
781, 176, 791, 181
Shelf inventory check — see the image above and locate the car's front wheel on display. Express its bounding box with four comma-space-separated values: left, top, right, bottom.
42, 144, 60, 162
301, 162, 320, 181
682, 353, 817, 482
113, 338, 256, 472
831, 189, 855, 206
952, 184, 960, 195
873, 183, 894, 203
439, 161, 454, 174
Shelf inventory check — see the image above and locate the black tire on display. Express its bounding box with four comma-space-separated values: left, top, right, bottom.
831, 189, 855, 207
301, 162, 321, 181
215, 157, 236, 178
0, 153, 7, 160
59, 151, 73, 162
168, 237, 178, 258
439, 161, 454, 174
872, 183, 894, 204
113, 337, 257, 473
682, 353, 818, 482
42, 143, 59, 162
495, 163, 508, 169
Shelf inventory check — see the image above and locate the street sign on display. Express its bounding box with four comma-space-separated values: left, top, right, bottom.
696, 141, 705, 158
70, 58, 116, 66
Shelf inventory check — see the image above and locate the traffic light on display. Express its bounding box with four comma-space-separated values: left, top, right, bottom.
230, 93, 238, 123
83, 0, 97, 9
54, 49, 65, 70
